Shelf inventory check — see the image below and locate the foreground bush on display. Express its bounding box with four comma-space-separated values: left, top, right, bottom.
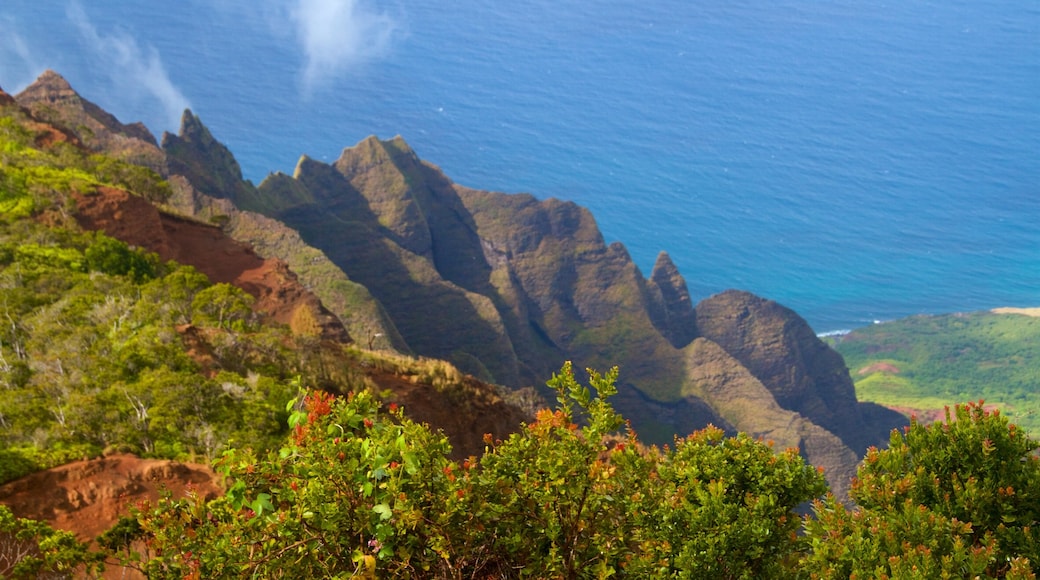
127, 363, 826, 579
802, 402, 1039, 579
6, 368, 1038, 577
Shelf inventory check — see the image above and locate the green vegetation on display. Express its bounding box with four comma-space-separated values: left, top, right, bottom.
0, 103, 365, 482
118, 364, 835, 579
832, 312, 1040, 436
802, 402, 1039, 578
0, 220, 302, 478
0, 504, 102, 577
17, 366, 1031, 578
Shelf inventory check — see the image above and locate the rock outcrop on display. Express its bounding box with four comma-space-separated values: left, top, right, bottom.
162, 110, 259, 206
647, 251, 699, 348
15, 70, 164, 171
695, 290, 905, 453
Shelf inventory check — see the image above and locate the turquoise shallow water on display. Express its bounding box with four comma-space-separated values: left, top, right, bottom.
2, 0, 1038, 332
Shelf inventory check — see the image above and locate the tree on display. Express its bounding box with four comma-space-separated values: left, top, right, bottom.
191, 283, 254, 331
84, 233, 157, 282
470, 364, 653, 578
0, 505, 101, 578
645, 427, 827, 579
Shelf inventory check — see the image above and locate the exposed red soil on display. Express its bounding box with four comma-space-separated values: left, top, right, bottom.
367, 370, 530, 460
0, 454, 220, 543
73, 186, 349, 342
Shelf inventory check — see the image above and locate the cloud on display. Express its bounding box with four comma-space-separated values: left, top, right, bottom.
0, 17, 45, 92
66, 1, 190, 131
290, 0, 399, 92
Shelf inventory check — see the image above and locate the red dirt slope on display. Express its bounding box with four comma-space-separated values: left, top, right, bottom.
0, 454, 220, 543
73, 186, 350, 342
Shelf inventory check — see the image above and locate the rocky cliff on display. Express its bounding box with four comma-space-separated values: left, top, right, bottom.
167, 127, 906, 493
13, 71, 909, 496
695, 290, 906, 454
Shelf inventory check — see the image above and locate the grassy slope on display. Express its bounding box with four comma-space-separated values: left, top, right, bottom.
831, 311, 1040, 436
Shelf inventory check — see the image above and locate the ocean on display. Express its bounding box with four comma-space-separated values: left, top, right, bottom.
2, 0, 1038, 333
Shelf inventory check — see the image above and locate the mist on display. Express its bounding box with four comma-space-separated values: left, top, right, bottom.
290, 0, 399, 93
0, 17, 45, 92
66, 1, 190, 131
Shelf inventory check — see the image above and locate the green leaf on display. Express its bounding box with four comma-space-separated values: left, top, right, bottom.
251, 493, 275, 517
373, 503, 392, 521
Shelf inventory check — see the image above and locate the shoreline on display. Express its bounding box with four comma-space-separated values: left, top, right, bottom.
992, 307, 1040, 318
816, 305, 1040, 338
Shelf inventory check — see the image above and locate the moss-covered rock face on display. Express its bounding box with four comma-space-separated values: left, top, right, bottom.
333, 136, 434, 260
680, 337, 859, 499
695, 290, 905, 454
257, 152, 524, 387
458, 188, 689, 402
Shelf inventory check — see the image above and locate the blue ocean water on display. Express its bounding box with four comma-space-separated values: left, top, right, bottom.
2, 0, 1038, 333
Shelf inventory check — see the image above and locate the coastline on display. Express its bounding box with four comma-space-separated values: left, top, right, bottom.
817, 306, 1040, 339
992, 307, 1040, 318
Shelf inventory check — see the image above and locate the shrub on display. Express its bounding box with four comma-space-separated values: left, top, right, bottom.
128, 364, 828, 579
803, 401, 1039, 578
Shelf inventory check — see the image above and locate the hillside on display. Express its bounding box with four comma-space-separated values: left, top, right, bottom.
0, 77, 529, 483
2, 71, 1038, 579
831, 309, 1040, 437
6, 71, 910, 497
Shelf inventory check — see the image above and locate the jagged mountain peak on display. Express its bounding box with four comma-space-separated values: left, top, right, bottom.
173, 108, 216, 144
27, 69, 75, 92
647, 250, 698, 348
337, 134, 419, 167
332, 135, 438, 260
162, 109, 253, 205
651, 251, 680, 277
16, 69, 158, 148
294, 153, 332, 176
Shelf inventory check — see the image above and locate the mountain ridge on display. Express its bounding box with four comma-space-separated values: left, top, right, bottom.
9, 70, 908, 496
1, 74, 528, 465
